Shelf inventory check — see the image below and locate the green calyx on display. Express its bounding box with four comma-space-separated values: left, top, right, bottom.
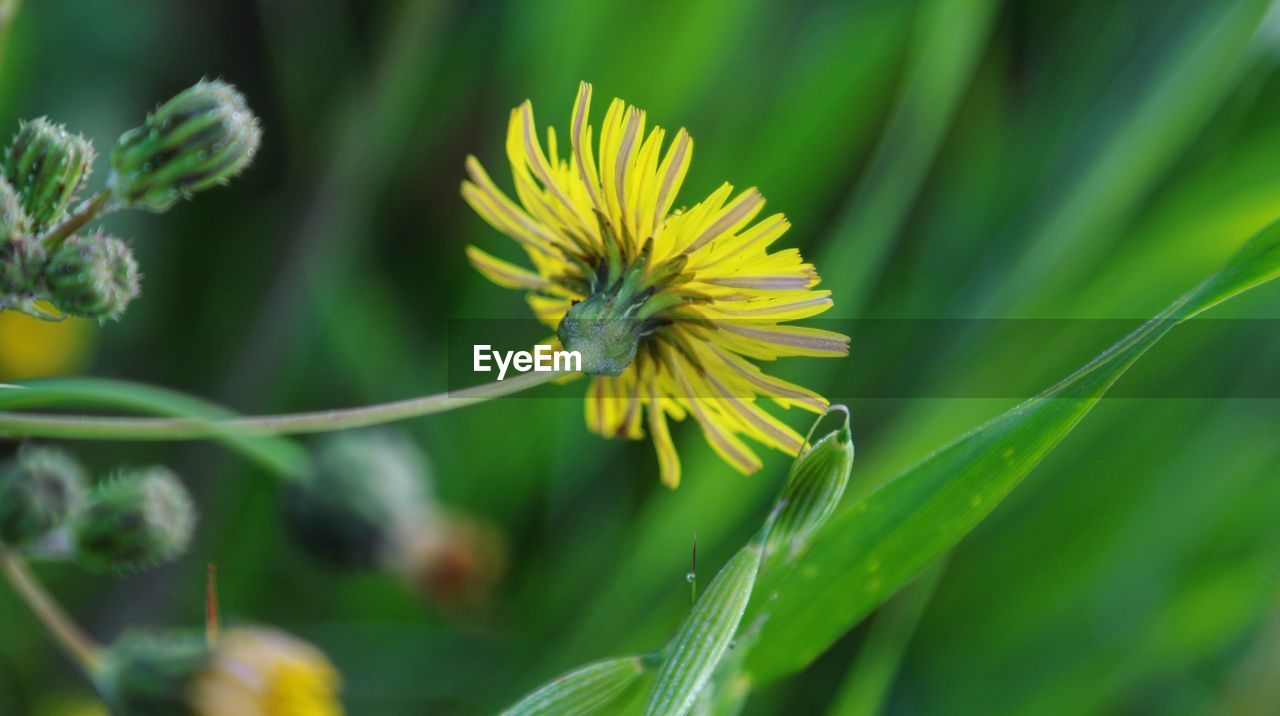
0, 446, 87, 547
109, 79, 262, 212
44, 232, 140, 321
557, 237, 688, 376
2, 118, 95, 230
71, 467, 196, 572
94, 630, 210, 716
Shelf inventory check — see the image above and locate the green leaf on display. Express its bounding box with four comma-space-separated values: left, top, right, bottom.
646, 543, 763, 716
502, 655, 647, 716
743, 217, 1280, 684
0, 378, 308, 478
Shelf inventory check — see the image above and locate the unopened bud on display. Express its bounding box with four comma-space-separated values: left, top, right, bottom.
767, 406, 854, 560
44, 232, 140, 320
94, 630, 210, 716
0, 176, 32, 239
0, 235, 47, 297
72, 466, 195, 572
0, 446, 86, 547
2, 118, 95, 229
284, 430, 431, 570
110, 80, 262, 212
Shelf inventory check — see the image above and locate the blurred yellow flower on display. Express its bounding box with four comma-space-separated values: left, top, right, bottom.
0, 307, 94, 381
192, 628, 343, 716
463, 82, 848, 487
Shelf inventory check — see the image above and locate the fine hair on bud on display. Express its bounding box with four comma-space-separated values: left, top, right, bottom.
0, 176, 32, 239
110, 79, 262, 212
72, 466, 196, 572
94, 630, 211, 716
0, 235, 47, 298
0, 445, 87, 547
44, 231, 140, 320
2, 117, 95, 230
284, 430, 432, 570
0, 177, 47, 303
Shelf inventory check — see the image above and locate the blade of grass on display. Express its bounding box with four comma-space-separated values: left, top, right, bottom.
742, 215, 1280, 684
826, 561, 945, 716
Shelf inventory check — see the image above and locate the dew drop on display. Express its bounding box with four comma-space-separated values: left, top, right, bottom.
685, 571, 696, 583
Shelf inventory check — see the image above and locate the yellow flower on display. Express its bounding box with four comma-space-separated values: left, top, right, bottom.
192, 628, 343, 716
463, 82, 848, 487
0, 307, 94, 381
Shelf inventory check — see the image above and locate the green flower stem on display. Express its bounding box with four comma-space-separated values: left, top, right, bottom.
37, 189, 113, 251
0, 549, 102, 673
0, 369, 572, 441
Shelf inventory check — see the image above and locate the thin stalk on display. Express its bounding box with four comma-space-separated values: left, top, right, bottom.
38, 189, 114, 250
0, 369, 570, 441
0, 550, 102, 673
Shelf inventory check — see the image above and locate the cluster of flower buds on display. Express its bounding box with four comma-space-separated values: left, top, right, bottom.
94, 626, 342, 715
0, 80, 261, 322
284, 430, 506, 607
0, 446, 196, 572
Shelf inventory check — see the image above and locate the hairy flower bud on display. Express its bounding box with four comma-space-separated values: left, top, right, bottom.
72, 466, 195, 572
284, 430, 432, 570
94, 630, 211, 716
0, 176, 32, 240
2, 118, 95, 229
109, 80, 262, 212
0, 235, 47, 297
0, 446, 86, 547
44, 232, 140, 320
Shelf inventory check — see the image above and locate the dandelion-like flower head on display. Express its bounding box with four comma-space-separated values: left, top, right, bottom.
463, 82, 848, 487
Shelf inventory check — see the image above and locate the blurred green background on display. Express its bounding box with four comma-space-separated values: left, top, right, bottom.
2, 0, 1280, 713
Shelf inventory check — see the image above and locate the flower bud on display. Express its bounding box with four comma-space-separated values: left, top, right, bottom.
109, 80, 262, 212
96, 627, 343, 716
0, 446, 86, 547
0, 176, 32, 239
0, 235, 47, 297
767, 406, 854, 561
44, 232, 140, 321
2, 118, 95, 229
71, 466, 195, 572
94, 630, 211, 715
284, 430, 431, 570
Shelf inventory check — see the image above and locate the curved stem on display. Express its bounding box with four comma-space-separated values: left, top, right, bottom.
38, 189, 114, 251
0, 550, 102, 673
0, 369, 571, 441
